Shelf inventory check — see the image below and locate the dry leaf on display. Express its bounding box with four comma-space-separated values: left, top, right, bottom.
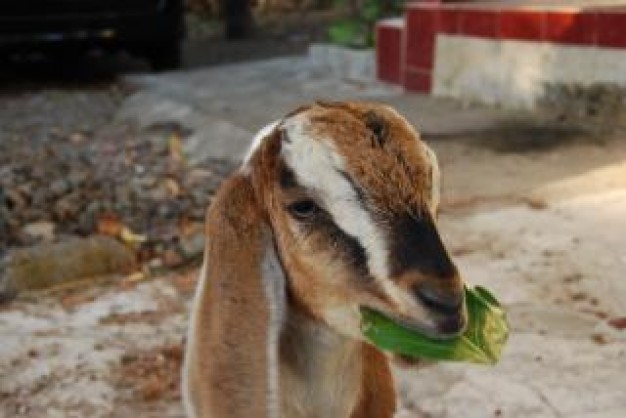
140, 376, 167, 401
97, 213, 123, 237
608, 317, 626, 330
164, 177, 181, 197
124, 271, 148, 284
120, 226, 147, 245
168, 133, 184, 164
69, 132, 87, 144
98, 213, 146, 246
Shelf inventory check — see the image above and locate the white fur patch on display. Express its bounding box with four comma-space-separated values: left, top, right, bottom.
324, 305, 363, 340
241, 120, 280, 173
280, 314, 363, 418
424, 145, 441, 214
260, 231, 287, 418
281, 115, 390, 281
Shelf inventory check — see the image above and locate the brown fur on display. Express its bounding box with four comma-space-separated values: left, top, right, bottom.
186, 174, 271, 417
351, 344, 397, 418
307, 101, 432, 214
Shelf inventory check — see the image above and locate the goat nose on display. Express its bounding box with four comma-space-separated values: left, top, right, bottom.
413, 283, 463, 315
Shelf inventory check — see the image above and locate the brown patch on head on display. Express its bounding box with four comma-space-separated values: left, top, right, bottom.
303, 101, 432, 215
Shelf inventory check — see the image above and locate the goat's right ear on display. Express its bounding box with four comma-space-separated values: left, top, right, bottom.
183, 172, 286, 418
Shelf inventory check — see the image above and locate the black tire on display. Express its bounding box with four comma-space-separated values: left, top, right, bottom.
148, 41, 181, 72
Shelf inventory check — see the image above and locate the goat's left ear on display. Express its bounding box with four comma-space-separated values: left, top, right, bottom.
183, 170, 286, 418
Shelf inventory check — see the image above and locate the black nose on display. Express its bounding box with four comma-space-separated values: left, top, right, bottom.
437, 313, 466, 336
414, 284, 463, 315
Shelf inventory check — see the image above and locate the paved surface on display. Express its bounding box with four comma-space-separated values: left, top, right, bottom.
1, 56, 626, 417
120, 56, 520, 147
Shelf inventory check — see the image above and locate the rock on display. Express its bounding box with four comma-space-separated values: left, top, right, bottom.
148, 186, 169, 202
67, 170, 89, 188
156, 202, 181, 219
182, 118, 252, 165
180, 232, 205, 260
53, 193, 80, 221
30, 189, 50, 208
50, 179, 71, 197
85, 200, 102, 216
0, 236, 136, 297
0, 215, 9, 248
4, 187, 28, 211
21, 222, 55, 241
75, 214, 91, 235
0, 87, 233, 271
69, 132, 88, 144
130, 176, 157, 191
148, 258, 164, 270
114, 184, 133, 203
190, 189, 211, 206
115, 91, 197, 129
162, 249, 184, 268
185, 168, 215, 187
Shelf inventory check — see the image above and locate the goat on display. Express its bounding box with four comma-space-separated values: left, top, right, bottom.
183, 101, 467, 418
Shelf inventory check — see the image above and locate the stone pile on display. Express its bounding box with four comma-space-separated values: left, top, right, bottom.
1, 109, 234, 298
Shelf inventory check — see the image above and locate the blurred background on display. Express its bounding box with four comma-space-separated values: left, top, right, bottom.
1, 1, 625, 417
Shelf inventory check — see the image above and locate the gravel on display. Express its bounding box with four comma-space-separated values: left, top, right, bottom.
0, 82, 232, 270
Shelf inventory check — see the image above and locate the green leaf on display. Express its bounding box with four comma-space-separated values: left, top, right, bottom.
327, 19, 368, 49
361, 286, 509, 365
362, 1, 382, 22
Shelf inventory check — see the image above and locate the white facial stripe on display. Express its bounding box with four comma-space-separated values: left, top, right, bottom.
424, 145, 441, 213
241, 120, 280, 172
281, 116, 389, 280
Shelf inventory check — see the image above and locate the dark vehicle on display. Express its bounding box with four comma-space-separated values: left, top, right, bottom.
0, 0, 185, 70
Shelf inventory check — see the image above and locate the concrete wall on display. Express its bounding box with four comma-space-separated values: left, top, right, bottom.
375, 1, 626, 110
433, 35, 626, 108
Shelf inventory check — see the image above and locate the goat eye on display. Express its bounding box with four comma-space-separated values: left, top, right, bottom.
287, 200, 319, 220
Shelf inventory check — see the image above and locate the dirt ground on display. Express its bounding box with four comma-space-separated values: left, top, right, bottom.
1, 55, 626, 417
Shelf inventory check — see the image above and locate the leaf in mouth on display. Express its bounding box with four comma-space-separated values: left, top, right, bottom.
360, 286, 509, 365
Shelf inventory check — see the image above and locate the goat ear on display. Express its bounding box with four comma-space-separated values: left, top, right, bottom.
183, 172, 286, 418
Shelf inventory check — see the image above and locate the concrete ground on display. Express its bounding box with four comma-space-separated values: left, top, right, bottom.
1, 56, 626, 417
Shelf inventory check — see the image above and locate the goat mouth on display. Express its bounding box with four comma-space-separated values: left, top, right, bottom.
393, 316, 446, 339
396, 314, 467, 340
361, 306, 445, 340
361, 306, 466, 340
